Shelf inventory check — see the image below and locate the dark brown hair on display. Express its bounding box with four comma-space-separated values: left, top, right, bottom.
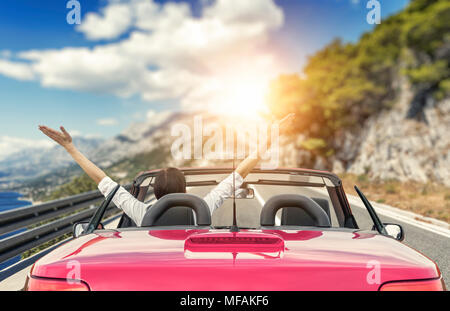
153, 167, 186, 199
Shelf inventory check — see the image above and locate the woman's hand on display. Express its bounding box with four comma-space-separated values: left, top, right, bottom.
38, 125, 73, 148
235, 113, 296, 178
276, 113, 296, 135
38, 124, 106, 184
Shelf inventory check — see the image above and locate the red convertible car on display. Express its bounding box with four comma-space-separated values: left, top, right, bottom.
24, 168, 445, 291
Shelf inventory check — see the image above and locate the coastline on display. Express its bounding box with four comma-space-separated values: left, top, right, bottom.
0, 191, 33, 212
17, 194, 34, 205
0, 191, 32, 270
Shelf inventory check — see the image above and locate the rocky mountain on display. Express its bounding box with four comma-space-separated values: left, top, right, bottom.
275, 79, 450, 187
91, 110, 180, 167
268, 0, 450, 187
346, 82, 450, 186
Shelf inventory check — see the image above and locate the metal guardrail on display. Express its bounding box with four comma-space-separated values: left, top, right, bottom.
0, 185, 132, 270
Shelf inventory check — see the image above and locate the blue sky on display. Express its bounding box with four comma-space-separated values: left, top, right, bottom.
0, 0, 409, 148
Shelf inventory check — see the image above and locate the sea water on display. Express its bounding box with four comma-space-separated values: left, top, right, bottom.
0, 192, 32, 270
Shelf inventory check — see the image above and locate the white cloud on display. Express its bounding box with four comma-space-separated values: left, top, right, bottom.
76, 2, 134, 40
97, 118, 119, 126
0, 0, 284, 112
0, 59, 35, 81
203, 0, 282, 26
0, 136, 54, 161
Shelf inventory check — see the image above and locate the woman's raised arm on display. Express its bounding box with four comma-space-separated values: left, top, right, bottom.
235, 113, 295, 179
38, 125, 106, 185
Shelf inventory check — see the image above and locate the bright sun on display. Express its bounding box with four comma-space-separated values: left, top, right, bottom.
226, 81, 268, 116
202, 54, 278, 119
207, 77, 270, 119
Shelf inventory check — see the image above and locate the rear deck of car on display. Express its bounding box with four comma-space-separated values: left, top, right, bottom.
30, 228, 439, 291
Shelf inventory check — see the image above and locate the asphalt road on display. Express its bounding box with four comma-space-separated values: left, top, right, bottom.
190, 183, 450, 286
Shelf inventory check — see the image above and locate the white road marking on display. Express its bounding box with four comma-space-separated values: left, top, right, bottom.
0, 265, 30, 291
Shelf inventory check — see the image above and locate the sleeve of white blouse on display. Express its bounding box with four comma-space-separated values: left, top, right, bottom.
98, 176, 148, 226
203, 172, 244, 215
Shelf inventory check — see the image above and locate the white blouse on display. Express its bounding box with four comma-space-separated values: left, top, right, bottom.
98, 172, 244, 226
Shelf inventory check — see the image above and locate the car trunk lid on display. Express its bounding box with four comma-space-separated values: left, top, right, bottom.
31, 229, 439, 290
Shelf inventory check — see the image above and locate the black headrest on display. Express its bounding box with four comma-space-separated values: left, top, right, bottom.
260, 194, 331, 227
152, 206, 195, 226
141, 193, 211, 227
281, 197, 330, 226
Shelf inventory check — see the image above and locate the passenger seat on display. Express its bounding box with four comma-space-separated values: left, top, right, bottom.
281, 197, 331, 226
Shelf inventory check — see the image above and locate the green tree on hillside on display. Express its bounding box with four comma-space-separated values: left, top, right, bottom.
47, 174, 97, 201
266, 0, 450, 162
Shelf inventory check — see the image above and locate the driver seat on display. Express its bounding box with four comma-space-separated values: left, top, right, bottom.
151, 206, 195, 226
118, 205, 195, 228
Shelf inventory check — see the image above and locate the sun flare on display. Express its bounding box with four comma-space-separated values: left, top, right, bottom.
206, 76, 270, 119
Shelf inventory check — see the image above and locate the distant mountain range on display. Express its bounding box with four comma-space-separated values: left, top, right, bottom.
90, 110, 180, 168
0, 136, 102, 193
0, 111, 201, 198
